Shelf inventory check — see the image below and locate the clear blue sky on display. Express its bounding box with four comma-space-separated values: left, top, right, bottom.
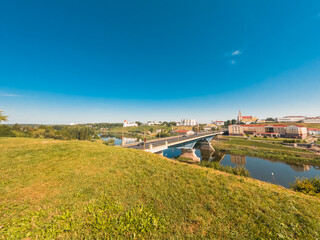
1, 1, 320, 124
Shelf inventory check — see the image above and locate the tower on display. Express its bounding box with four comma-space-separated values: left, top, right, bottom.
237, 110, 242, 123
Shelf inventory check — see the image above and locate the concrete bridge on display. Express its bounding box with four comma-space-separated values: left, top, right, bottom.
124, 131, 223, 153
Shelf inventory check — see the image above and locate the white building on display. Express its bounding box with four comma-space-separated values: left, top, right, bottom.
176, 119, 197, 126
276, 116, 306, 122
123, 120, 138, 127
146, 121, 160, 126
212, 121, 225, 126
308, 128, 320, 136
302, 117, 320, 123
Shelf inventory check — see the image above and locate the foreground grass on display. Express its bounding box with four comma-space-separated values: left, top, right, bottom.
213, 137, 320, 165
1, 138, 320, 239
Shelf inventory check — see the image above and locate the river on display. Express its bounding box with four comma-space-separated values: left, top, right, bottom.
101, 135, 320, 188
162, 146, 320, 188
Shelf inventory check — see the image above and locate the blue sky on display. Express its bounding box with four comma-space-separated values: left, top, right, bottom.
1, 1, 320, 124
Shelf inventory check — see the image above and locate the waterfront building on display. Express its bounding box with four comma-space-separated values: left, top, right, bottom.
228, 124, 308, 139
123, 120, 138, 127
237, 111, 258, 124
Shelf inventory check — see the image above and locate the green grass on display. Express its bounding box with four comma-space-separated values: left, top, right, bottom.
213, 137, 320, 165
1, 138, 320, 239
108, 125, 170, 133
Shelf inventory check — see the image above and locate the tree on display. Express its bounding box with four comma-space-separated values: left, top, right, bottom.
224, 120, 231, 128
266, 117, 275, 122
231, 119, 237, 125
0, 111, 8, 124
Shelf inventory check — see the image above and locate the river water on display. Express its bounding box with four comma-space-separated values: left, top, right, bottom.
101, 136, 320, 188
100, 134, 138, 146
162, 146, 320, 188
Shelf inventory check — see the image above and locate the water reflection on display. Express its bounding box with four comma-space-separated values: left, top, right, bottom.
100, 133, 138, 146
163, 141, 320, 188
230, 155, 246, 165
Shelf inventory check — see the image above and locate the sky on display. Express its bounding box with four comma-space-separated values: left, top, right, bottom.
1, 0, 320, 124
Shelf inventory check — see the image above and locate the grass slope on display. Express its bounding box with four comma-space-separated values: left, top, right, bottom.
1, 138, 320, 239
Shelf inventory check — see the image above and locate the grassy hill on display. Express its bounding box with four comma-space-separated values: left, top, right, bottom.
1, 138, 320, 239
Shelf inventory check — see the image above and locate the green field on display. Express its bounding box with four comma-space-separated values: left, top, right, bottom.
1, 138, 320, 239
213, 137, 320, 165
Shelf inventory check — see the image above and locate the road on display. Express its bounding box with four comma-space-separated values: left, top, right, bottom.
124, 131, 220, 150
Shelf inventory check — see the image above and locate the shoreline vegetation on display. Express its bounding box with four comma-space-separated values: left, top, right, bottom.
1, 138, 320, 238
211, 136, 320, 166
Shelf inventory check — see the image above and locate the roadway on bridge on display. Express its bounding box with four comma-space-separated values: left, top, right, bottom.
125, 131, 220, 150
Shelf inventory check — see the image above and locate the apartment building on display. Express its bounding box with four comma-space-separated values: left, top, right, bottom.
228, 124, 308, 139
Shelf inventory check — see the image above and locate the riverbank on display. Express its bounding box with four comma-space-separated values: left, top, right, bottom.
1, 137, 320, 239
212, 136, 320, 165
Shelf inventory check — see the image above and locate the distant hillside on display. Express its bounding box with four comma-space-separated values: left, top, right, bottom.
1, 138, 320, 239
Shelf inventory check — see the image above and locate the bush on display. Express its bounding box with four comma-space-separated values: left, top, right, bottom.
0, 125, 15, 137
156, 132, 170, 138
104, 139, 116, 146
199, 161, 250, 177
290, 176, 320, 196
283, 139, 301, 143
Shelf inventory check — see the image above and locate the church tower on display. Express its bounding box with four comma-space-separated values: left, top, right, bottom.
237, 110, 242, 123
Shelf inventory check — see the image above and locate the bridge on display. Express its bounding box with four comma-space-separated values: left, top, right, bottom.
124, 131, 223, 153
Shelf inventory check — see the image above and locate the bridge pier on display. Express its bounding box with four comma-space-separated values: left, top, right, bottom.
180, 149, 201, 162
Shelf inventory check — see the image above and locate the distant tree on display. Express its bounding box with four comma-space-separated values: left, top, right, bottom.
0, 111, 8, 124
231, 119, 237, 125
266, 118, 275, 122
0, 125, 15, 137
12, 123, 21, 131
224, 120, 231, 128
169, 121, 177, 126
136, 121, 143, 126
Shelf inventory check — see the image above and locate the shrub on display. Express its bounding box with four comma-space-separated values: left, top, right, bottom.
104, 139, 116, 146
199, 161, 250, 177
0, 125, 15, 137
290, 176, 320, 196
156, 132, 170, 138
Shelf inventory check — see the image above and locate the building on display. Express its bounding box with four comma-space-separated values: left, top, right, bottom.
308, 128, 320, 136
276, 116, 306, 122
203, 124, 217, 131
237, 111, 258, 124
123, 120, 138, 127
285, 125, 308, 139
175, 129, 195, 136
176, 119, 197, 126
228, 124, 308, 139
228, 125, 244, 135
302, 117, 320, 123
212, 121, 225, 126
146, 121, 160, 126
